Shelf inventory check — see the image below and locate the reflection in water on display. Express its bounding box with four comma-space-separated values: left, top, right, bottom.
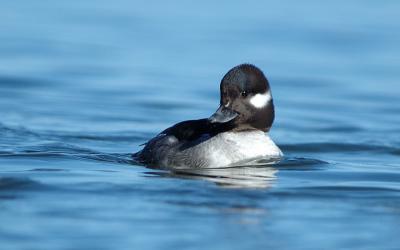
171, 166, 278, 188
148, 158, 280, 188
145, 157, 329, 188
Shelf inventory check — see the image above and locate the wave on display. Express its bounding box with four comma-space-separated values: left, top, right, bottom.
0, 142, 134, 165
0, 177, 44, 191
281, 142, 400, 155
0, 75, 50, 89
275, 157, 329, 169
0, 122, 151, 143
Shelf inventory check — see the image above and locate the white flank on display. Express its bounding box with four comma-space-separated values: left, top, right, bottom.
249, 91, 271, 108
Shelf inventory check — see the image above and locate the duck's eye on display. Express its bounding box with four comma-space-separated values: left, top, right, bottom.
241, 91, 247, 97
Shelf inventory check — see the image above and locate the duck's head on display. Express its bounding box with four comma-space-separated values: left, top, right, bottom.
209, 64, 275, 132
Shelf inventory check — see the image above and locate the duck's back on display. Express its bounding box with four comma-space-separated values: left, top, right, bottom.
136, 130, 282, 169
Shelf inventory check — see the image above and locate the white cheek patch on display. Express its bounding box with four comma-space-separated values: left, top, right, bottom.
249, 91, 271, 108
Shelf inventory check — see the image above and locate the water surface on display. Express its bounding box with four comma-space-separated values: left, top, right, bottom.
1, 1, 400, 249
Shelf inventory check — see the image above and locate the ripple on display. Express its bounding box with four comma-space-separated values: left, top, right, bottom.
0, 177, 43, 191
28, 168, 67, 172
0, 75, 49, 89
0, 143, 134, 165
390, 149, 400, 156
56, 131, 151, 143
315, 125, 364, 132
0, 124, 139, 165
273, 185, 400, 200
275, 157, 329, 169
0, 123, 41, 140
299, 185, 400, 193
281, 142, 397, 154
0, 123, 151, 144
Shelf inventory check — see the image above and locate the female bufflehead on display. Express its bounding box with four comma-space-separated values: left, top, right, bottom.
133, 64, 283, 168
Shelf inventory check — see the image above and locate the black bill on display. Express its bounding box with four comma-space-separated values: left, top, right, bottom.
208, 106, 238, 123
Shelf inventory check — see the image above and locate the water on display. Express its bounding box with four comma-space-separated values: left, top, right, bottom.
1, 1, 400, 249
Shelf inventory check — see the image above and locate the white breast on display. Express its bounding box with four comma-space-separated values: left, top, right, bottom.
180, 130, 283, 168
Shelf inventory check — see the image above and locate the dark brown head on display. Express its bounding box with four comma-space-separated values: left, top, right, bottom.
208, 64, 275, 132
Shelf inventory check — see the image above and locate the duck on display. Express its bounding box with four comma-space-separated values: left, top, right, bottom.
133, 64, 283, 168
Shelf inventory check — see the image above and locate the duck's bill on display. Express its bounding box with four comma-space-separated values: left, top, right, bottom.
208, 106, 238, 123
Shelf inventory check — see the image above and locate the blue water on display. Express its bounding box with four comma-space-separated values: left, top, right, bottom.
1, 1, 400, 249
